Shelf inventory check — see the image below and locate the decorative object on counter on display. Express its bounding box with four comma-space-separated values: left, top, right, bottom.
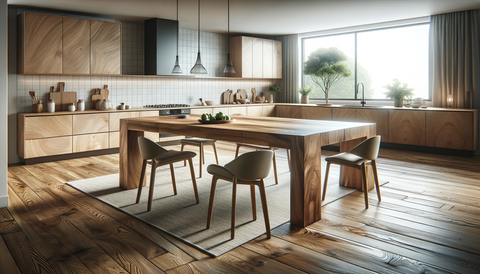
68, 103, 76, 112
299, 85, 313, 104
49, 82, 77, 111
223, 0, 236, 74
199, 98, 206, 106
92, 85, 110, 109
251, 88, 265, 103
28, 91, 38, 104
303, 47, 351, 104
237, 98, 250, 104
190, 0, 207, 74
205, 100, 213, 106
410, 97, 424, 108
117, 103, 125, 110
267, 84, 281, 103
98, 99, 113, 110
199, 112, 233, 123
77, 99, 85, 111
235, 89, 248, 104
32, 100, 43, 113
447, 94, 453, 109
47, 99, 55, 113
125, 105, 131, 109
172, 0, 182, 74
384, 78, 414, 108
221, 89, 234, 104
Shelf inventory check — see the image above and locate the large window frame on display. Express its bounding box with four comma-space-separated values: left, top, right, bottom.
301, 22, 430, 101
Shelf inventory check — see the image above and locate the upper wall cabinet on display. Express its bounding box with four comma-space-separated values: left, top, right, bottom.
18, 12, 121, 75
229, 36, 282, 79
18, 12, 63, 74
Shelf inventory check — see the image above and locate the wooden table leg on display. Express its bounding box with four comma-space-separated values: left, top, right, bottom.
290, 134, 322, 227
339, 137, 374, 191
119, 120, 145, 190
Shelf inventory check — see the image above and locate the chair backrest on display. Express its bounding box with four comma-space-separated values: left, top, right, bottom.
350, 135, 381, 161
137, 136, 168, 160
225, 150, 274, 181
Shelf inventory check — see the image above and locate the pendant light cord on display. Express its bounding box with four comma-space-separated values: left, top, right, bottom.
176, 0, 179, 56
198, 0, 200, 53
227, 0, 229, 54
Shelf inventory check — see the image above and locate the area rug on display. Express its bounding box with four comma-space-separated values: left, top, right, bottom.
67, 149, 358, 257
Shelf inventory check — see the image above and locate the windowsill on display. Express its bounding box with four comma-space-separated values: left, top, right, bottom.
308, 99, 433, 108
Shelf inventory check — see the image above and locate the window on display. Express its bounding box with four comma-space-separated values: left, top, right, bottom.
302, 24, 430, 100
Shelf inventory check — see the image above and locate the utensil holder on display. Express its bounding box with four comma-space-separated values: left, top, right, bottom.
32, 103, 43, 113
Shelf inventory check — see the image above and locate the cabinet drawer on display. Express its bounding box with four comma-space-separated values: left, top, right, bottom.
138, 111, 160, 117
73, 113, 109, 134
247, 106, 263, 116
229, 107, 247, 116
109, 131, 158, 148
24, 136, 72, 158
426, 111, 474, 150
389, 110, 425, 146
73, 133, 109, 153
191, 108, 211, 115
24, 115, 72, 140
110, 112, 138, 131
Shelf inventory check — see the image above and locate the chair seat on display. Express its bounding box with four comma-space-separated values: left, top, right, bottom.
207, 164, 235, 180
154, 150, 196, 164
180, 138, 216, 145
325, 152, 368, 166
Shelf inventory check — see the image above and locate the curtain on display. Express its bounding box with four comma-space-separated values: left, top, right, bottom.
429, 10, 480, 108
276, 34, 299, 103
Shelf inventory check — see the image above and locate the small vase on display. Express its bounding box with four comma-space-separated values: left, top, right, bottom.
267, 94, 274, 103
394, 100, 404, 107
301, 95, 309, 104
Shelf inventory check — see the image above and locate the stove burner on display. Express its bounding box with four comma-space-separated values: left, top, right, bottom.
144, 104, 190, 108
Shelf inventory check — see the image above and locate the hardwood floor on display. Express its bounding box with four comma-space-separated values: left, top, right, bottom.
3, 142, 480, 273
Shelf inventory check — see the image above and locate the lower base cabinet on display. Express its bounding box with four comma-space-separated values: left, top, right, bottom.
73, 133, 109, 153
24, 136, 73, 158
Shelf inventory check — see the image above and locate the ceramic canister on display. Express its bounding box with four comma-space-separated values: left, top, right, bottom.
47, 99, 55, 113
77, 99, 85, 111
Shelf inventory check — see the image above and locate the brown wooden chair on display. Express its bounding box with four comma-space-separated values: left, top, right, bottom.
136, 136, 199, 211
180, 138, 219, 178
235, 143, 290, 185
206, 150, 274, 239
323, 135, 382, 208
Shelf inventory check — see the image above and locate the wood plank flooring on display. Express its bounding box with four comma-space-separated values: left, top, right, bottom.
3, 142, 480, 273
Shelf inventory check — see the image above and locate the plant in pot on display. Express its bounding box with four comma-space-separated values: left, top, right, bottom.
267, 84, 281, 103
303, 47, 351, 105
384, 79, 415, 107
298, 86, 313, 104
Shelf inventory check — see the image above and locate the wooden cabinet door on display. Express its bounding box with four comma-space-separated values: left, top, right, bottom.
19, 12, 62, 74
302, 107, 331, 120
252, 38, 263, 78
109, 112, 138, 132
388, 110, 425, 146
24, 136, 72, 158
247, 106, 263, 116
229, 36, 252, 78
73, 113, 109, 134
73, 133, 109, 153
332, 108, 355, 121
262, 39, 273, 78
426, 111, 474, 150
356, 109, 389, 141
273, 40, 282, 78
229, 107, 247, 116
262, 105, 276, 117
63, 17, 90, 74
91, 20, 121, 74
24, 115, 72, 140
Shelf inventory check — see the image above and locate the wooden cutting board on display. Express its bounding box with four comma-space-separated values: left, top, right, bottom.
92, 85, 109, 109
49, 82, 77, 111
221, 89, 233, 104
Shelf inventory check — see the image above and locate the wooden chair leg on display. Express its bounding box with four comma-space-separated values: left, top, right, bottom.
206, 176, 219, 229
231, 177, 238, 239
202, 144, 206, 165
361, 163, 369, 209
136, 160, 148, 203
286, 149, 291, 171
235, 144, 240, 158
250, 185, 257, 221
322, 162, 331, 201
187, 158, 199, 204
147, 163, 157, 211
272, 149, 279, 185
199, 143, 203, 178
170, 163, 177, 195
258, 179, 271, 239
212, 142, 219, 165
372, 160, 381, 201
181, 143, 186, 166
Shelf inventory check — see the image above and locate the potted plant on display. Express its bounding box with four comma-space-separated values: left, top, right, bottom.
267, 84, 281, 103
384, 79, 415, 107
303, 47, 351, 105
298, 86, 313, 104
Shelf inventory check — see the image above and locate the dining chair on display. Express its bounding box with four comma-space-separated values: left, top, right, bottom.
136, 136, 199, 211
180, 138, 219, 178
206, 150, 274, 239
322, 135, 382, 208
235, 143, 290, 185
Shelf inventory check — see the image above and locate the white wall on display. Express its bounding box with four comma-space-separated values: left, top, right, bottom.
0, 0, 9, 208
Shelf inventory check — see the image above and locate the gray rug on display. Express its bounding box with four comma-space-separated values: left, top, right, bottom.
67, 149, 356, 256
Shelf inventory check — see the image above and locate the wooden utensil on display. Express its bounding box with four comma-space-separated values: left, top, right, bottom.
49, 82, 77, 111
29, 91, 38, 104
101, 85, 110, 100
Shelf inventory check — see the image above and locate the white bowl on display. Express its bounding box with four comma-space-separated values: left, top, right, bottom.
411, 103, 421, 108
205, 100, 213, 106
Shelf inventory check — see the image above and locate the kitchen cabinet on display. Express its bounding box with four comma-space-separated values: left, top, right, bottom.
91, 20, 121, 75
388, 109, 425, 146
24, 136, 72, 158
18, 12, 63, 74
23, 115, 72, 140
73, 113, 109, 135
252, 38, 263, 78
332, 108, 356, 121
63, 17, 90, 74
273, 41, 282, 78
426, 111, 476, 150
247, 106, 263, 116
73, 133, 109, 153
356, 109, 389, 141
262, 40, 273, 78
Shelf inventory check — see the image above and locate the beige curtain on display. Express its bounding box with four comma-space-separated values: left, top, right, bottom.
276, 34, 299, 103
429, 10, 479, 108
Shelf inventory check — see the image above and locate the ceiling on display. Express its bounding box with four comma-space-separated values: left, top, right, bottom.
8, 0, 480, 35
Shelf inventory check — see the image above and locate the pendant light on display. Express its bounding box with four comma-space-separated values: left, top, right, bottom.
190, 0, 207, 74
172, 0, 182, 73
223, 0, 235, 73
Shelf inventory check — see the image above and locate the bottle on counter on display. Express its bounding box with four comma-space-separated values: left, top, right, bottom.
77, 99, 85, 111
47, 99, 55, 113
68, 103, 76, 112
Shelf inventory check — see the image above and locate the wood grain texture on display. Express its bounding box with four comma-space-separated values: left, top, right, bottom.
301, 107, 331, 120
262, 39, 273, 78
17, 115, 25, 158
73, 113, 109, 134
73, 133, 109, 153
120, 119, 145, 189
246, 106, 263, 116
262, 105, 276, 117
426, 111, 474, 150
109, 131, 119, 148
252, 38, 263, 78
91, 20, 121, 75
332, 108, 356, 121
229, 106, 247, 116
63, 17, 90, 74
0, 237, 20, 274
389, 109, 425, 146
356, 109, 388, 141
273, 40, 282, 78
109, 111, 138, 131
19, 12, 62, 74
24, 115, 72, 140
24, 136, 72, 158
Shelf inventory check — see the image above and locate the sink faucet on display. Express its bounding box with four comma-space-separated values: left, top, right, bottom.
356, 82, 366, 107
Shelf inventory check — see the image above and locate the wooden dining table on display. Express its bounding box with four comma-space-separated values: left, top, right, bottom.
119, 115, 376, 227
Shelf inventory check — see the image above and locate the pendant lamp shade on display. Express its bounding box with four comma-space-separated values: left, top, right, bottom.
223, 0, 235, 74
191, 0, 207, 74
172, 0, 182, 73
